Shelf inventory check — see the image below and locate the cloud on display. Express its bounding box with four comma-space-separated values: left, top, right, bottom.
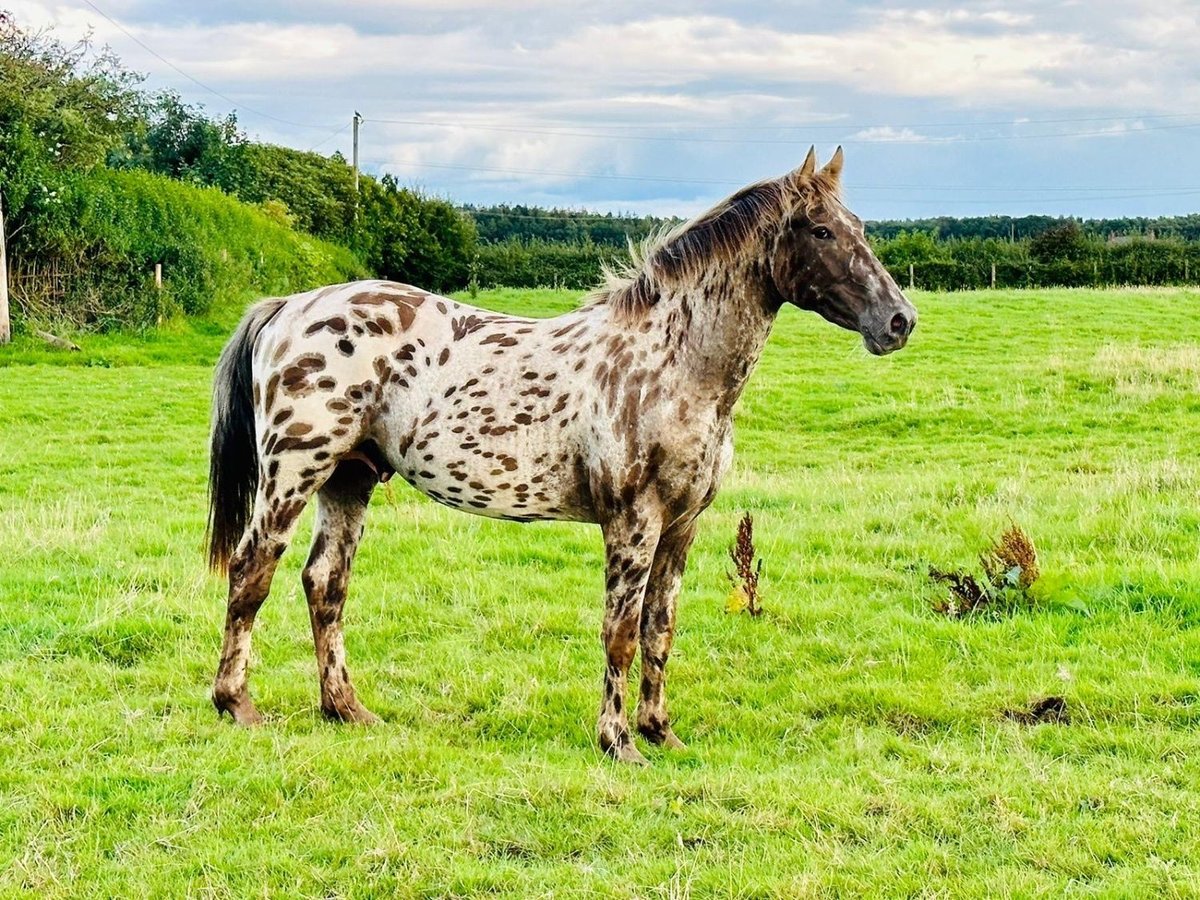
541, 14, 1090, 105
851, 126, 932, 143
16, 3, 1200, 113
6, 0, 1198, 218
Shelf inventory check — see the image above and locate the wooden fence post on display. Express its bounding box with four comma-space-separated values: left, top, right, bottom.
154, 262, 162, 289
990, 262, 996, 289
908, 263, 914, 290
0, 191, 10, 345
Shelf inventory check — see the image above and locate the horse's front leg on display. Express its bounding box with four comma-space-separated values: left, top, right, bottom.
598, 505, 662, 765
636, 520, 697, 750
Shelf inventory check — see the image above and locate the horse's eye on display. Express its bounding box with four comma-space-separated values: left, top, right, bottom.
811, 226, 834, 240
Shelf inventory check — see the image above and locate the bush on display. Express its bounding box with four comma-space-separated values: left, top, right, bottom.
474, 239, 623, 289
9, 168, 365, 330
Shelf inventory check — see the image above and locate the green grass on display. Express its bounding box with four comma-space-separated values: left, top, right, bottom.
2, 287, 1199, 897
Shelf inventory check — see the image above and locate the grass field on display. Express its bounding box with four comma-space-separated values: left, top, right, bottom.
2, 286, 1199, 897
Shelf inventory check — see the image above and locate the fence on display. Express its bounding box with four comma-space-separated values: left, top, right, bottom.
885, 258, 1200, 292
8, 257, 73, 321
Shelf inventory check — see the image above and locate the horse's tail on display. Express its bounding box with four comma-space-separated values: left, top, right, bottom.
206, 297, 287, 574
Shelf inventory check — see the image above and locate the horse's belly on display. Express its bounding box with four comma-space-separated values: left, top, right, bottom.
377, 412, 592, 522
398, 458, 591, 522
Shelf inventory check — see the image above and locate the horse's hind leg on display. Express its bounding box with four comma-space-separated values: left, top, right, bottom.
303, 461, 379, 724
213, 480, 314, 724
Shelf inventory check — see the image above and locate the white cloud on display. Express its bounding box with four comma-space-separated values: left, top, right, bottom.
15, 3, 1200, 112
6, 0, 1198, 217
851, 126, 931, 143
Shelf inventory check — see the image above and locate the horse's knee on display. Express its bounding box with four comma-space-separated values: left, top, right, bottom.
602, 621, 640, 670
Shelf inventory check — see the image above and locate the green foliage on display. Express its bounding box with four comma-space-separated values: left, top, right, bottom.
111, 102, 479, 292
0, 12, 142, 231
469, 219, 1200, 294
473, 238, 622, 289
12, 167, 364, 330
465, 203, 675, 247
1, 11, 478, 331
353, 174, 477, 292
868, 212, 1200, 242
1030, 221, 1087, 263
238, 142, 356, 244
123, 128, 479, 292
867, 228, 1200, 291
111, 91, 249, 192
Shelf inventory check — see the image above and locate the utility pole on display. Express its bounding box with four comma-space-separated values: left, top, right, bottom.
352, 111, 363, 194
0, 190, 10, 345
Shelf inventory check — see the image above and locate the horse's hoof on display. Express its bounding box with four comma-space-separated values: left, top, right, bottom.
214, 692, 265, 726
322, 702, 381, 725
637, 720, 687, 750
660, 730, 687, 751
601, 732, 650, 766
611, 743, 650, 766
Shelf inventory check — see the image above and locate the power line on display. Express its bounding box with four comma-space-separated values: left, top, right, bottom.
307, 121, 352, 152
78, 0, 339, 130
382, 158, 743, 187
363, 115, 1200, 146
369, 157, 1200, 201
377, 110, 1200, 133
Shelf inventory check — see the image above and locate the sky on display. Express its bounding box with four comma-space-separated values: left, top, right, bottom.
7, 0, 1200, 220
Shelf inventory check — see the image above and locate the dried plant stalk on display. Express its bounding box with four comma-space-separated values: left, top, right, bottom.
930, 526, 1040, 618
726, 512, 763, 616
982, 525, 1040, 589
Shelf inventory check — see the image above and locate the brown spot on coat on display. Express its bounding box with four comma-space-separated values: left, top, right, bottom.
304, 317, 347, 337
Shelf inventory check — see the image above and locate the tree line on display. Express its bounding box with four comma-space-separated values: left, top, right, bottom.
0, 13, 472, 329
462, 212, 1200, 291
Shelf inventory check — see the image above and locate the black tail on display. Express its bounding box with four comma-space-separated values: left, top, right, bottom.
206, 298, 286, 573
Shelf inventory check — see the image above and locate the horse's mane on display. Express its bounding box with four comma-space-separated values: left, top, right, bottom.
588, 172, 842, 318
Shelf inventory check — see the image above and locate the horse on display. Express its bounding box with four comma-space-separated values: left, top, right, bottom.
205, 146, 916, 764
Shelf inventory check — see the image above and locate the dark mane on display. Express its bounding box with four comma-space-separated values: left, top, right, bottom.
589, 173, 841, 318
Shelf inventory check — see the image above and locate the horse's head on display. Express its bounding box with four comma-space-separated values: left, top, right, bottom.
769, 147, 916, 355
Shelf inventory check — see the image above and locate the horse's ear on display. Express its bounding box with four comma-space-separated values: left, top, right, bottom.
819, 145, 844, 182
797, 145, 817, 178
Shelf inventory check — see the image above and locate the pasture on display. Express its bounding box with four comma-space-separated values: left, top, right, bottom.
1, 287, 1199, 897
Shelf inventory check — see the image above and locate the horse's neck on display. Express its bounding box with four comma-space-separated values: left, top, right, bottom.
664, 259, 778, 416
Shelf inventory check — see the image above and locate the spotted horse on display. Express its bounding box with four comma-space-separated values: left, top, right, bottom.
206, 147, 916, 764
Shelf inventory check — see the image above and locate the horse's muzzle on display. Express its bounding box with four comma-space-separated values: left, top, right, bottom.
863, 300, 916, 355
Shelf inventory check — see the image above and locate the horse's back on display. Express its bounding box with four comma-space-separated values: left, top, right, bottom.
250, 280, 601, 523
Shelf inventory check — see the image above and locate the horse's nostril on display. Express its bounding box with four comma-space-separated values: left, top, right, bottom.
889, 312, 910, 336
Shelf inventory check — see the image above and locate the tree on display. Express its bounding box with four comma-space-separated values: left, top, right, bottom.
0, 11, 143, 258
113, 91, 249, 193
1030, 221, 1088, 262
